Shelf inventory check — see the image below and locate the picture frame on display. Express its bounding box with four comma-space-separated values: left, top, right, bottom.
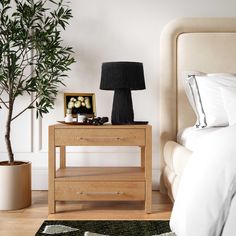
64, 93, 96, 118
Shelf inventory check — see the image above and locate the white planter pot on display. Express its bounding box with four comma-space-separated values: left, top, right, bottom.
0, 161, 31, 210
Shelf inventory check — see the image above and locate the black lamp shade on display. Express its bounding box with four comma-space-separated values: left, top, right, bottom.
100, 61, 146, 125
100, 62, 145, 90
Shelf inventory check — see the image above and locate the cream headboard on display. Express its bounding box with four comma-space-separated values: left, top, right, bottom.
159, 18, 236, 186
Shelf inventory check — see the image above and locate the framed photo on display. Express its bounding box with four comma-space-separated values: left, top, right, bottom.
64, 93, 96, 118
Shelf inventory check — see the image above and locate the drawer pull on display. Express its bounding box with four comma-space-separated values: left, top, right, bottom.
78, 137, 124, 141
77, 191, 124, 196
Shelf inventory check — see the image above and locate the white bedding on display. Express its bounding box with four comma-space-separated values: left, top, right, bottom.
171, 125, 236, 236
177, 126, 224, 151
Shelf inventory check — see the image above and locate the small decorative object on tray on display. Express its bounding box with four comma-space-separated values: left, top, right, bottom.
64, 109, 73, 123
84, 116, 109, 125
77, 114, 86, 123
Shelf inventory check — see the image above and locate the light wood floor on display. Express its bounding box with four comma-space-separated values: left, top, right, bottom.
0, 191, 172, 236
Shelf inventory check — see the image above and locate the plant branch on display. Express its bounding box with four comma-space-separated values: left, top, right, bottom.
21, 54, 38, 64
22, 69, 35, 82
0, 86, 10, 106
11, 94, 40, 121
0, 80, 8, 91
12, 49, 35, 97
0, 95, 9, 109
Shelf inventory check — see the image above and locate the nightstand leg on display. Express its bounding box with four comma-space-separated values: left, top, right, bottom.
49, 126, 56, 214
60, 146, 66, 168
141, 147, 145, 168
145, 180, 152, 213
145, 126, 152, 213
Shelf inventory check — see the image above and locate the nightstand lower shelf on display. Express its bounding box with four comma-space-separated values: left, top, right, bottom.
56, 167, 145, 181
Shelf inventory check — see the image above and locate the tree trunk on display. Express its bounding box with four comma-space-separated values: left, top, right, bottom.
5, 101, 14, 163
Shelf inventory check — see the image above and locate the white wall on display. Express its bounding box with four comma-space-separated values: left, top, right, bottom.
1, 0, 236, 190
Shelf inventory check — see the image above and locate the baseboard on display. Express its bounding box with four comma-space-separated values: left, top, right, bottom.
32, 168, 161, 191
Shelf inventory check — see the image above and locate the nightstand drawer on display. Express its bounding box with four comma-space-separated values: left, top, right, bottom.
55, 181, 145, 201
54, 128, 145, 146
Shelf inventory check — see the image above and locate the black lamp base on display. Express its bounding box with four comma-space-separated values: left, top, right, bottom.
111, 89, 134, 125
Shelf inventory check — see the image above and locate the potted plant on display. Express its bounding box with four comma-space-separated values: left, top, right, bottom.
0, 0, 75, 210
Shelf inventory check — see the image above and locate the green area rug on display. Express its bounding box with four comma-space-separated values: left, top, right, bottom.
35, 220, 172, 236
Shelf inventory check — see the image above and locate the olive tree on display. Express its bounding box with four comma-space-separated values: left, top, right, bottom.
0, 0, 75, 163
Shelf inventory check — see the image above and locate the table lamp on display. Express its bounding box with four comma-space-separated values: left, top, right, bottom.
100, 61, 146, 125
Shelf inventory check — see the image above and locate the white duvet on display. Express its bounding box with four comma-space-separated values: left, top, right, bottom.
170, 125, 236, 236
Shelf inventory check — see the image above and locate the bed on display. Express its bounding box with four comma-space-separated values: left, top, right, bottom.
160, 18, 236, 236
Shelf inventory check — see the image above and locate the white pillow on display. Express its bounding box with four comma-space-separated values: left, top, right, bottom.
183, 72, 236, 128
220, 87, 236, 125
182, 71, 206, 128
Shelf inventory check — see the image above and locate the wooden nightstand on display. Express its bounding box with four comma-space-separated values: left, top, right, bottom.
48, 124, 152, 213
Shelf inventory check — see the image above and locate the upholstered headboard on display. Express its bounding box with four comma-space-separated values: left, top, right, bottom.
159, 18, 236, 188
